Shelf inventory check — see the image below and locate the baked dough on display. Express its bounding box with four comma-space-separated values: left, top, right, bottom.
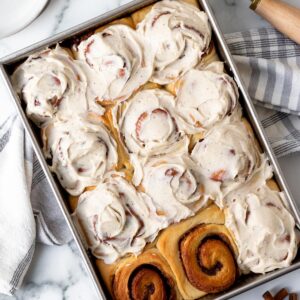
97, 248, 182, 299
156, 204, 238, 299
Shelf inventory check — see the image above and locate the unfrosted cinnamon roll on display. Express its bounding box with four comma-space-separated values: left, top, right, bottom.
76, 24, 154, 103
74, 172, 167, 264
157, 205, 238, 299
112, 249, 181, 300
113, 88, 189, 158
191, 120, 264, 197
175, 62, 240, 133
134, 155, 218, 224
43, 118, 118, 196
225, 185, 298, 274
136, 0, 211, 84
12, 46, 105, 127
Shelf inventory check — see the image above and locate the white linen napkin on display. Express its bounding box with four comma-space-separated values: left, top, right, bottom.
0, 115, 35, 295
0, 88, 71, 296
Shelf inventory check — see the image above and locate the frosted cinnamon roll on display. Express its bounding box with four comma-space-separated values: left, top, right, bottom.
157, 205, 238, 299
112, 249, 180, 300
74, 172, 167, 264
225, 186, 297, 274
134, 155, 218, 224
137, 0, 211, 84
191, 120, 262, 195
12, 46, 105, 127
76, 25, 154, 103
114, 88, 189, 158
43, 118, 118, 196
175, 62, 240, 133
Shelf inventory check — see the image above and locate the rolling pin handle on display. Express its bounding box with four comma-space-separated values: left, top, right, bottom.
250, 0, 300, 45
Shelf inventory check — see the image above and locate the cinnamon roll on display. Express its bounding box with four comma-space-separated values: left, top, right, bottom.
157, 205, 238, 299
175, 62, 240, 133
12, 46, 105, 127
112, 249, 181, 300
134, 155, 219, 224
113, 88, 189, 158
136, 0, 211, 84
225, 184, 298, 274
191, 120, 264, 198
43, 118, 118, 196
74, 172, 167, 264
76, 24, 154, 103
94, 17, 134, 33
165, 43, 220, 96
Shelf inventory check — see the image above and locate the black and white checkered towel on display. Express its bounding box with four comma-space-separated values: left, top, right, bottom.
225, 27, 300, 157
1, 26, 300, 295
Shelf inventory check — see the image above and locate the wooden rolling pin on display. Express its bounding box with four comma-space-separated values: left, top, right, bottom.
250, 0, 300, 44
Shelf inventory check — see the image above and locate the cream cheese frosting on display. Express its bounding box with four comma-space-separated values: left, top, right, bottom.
225, 186, 298, 274
43, 118, 118, 196
74, 172, 167, 264
137, 0, 211, 84
10, 1, 298, 275
136, 155, 216, 223
191, 120, 262, 193
12, 46, 105, 127
176, 62, 240, 133
77, 24, 154, 102
114, 88, 189, 158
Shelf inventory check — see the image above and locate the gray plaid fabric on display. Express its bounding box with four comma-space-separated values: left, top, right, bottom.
224, 27, 300, 157
0, 107, 71, 295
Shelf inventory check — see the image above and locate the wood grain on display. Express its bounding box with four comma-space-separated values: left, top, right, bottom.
254, 0, 300, 45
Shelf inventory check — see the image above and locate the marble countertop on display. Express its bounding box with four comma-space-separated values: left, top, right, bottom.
0, 0, 300, 299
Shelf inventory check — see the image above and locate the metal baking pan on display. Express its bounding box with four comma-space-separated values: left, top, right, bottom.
0, 0, 299, 299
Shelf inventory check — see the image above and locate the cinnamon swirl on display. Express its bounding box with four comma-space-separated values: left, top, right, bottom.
76, 24, 154, 103
136, 0, 211, 84
43, 118, 118, 196
112, 249, 181, 300
157, 205, 238, 299
74, 172, 167, 264
12, 46, 105, 127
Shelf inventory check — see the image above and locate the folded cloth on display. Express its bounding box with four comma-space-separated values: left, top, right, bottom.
0, 89, 71, 295
1, 26, 300, 296
224, 27, 300, 156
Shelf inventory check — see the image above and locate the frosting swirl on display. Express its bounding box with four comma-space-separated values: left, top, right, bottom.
137, 0, 211, 84
114, 88, 189, 158
191, 121, 261, 191
138, 155, 210, 223
225, 186, 297, 274
43, 118, 118, 196
12, 46, 105, 127
74, 172, 167, 264
176, 63, 239, 132
77, 25, 154, 102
